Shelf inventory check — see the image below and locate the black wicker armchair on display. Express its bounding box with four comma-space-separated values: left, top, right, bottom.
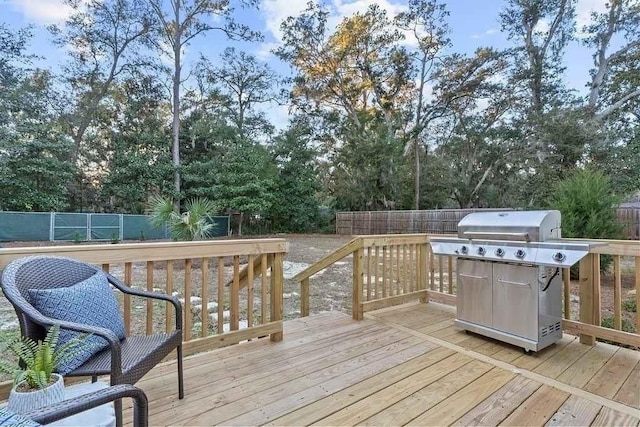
0, 256, 184, 427
24, 384, 148, 426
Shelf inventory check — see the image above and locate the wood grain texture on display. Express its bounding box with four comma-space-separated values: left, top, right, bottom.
585, 348, 640, 400
165, 260, 173, 333
546, 395, 603, 427
453, 376, 541, 426
317, 354, 476, 426
556, 344, 618, 388
591, 407, 640, 427
500, 385, 570, 426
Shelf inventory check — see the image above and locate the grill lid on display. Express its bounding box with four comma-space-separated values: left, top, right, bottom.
457, 210, 561, 242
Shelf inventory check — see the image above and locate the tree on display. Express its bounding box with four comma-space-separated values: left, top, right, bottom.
395, 0, 451, 209
50, 0, 156, 159
0, 71, 75, 212
269, 119, 320, 232
0, 26, 75, 212
277, 4, 413, 211
212, 139, 275, 235
147, 0, 261, 206
196, 48, 283, 138
500, 0, 576, 116
101, 74, 174, 213
150, 196, 217, 240
584, 0, 640, 121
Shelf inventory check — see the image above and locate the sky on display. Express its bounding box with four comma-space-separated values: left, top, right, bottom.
1, 0, 609, 129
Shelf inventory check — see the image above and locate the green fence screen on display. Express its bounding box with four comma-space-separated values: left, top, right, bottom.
0, 212, 229, 242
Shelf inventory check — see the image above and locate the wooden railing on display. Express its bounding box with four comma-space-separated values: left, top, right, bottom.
0, 239, 288, 355
295, 235, 639, 348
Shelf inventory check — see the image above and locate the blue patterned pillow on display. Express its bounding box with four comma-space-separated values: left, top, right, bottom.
28, 271, 126, 375
0, 407, 39, 426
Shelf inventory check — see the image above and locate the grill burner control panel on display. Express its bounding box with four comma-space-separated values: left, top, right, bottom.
430, 239, 594, 267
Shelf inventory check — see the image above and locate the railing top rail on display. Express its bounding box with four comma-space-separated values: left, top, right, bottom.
293, 237, 362, 282
360, 234, 431, 246
0, 239, 289, 266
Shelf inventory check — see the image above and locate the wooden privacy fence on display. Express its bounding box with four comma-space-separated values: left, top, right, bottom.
0, 239, 288, 355
618, 207, 640, 240
337, 208, 640, 240
294, 235, 640, 348
336, 209, 510, 235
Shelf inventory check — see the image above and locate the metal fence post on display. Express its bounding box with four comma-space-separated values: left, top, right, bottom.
119, 214, 124, 241
49, 212, 55, 241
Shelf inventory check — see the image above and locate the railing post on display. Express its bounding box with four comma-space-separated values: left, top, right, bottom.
301, 278, 309, 317
353, 248, 364, 320
636, 256, 640, 335
419, 243, 428, 303
579, 253, 595, 345
270, 252, 284, 342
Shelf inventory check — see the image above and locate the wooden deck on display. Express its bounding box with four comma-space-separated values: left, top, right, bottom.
125, 302, 640, 426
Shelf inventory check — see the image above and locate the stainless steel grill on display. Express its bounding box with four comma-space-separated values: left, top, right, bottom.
430, 210, 603, 352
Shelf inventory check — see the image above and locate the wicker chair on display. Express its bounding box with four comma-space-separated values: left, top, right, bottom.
0, 256, 184, 427
23, 384, 149, 426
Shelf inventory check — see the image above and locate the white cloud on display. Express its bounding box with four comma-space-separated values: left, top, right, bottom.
471, 28, 499, 40
575, 0, 608, 37
261, 0, 408, 44
255, 41, 280, 61
8, 0, 73, 24
261, 0, 310, 41
534, 18, 550, 35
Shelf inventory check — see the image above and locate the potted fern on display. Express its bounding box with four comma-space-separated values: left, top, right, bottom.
0, 325, 92, 414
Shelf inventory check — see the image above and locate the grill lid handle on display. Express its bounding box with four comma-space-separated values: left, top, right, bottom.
462, 231, 531, 242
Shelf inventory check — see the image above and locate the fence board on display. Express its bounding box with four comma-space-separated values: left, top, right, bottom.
336, 208, 639, 239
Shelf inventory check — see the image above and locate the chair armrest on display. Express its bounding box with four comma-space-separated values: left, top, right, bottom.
105, 273, 183, 331
27, 311, 122, 378
25, 384, 148, 427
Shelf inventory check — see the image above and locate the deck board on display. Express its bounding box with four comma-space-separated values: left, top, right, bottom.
123, 302, 640, 426
452, 376, 541, 426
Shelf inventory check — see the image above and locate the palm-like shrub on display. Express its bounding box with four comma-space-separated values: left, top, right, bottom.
150, 196, 217, 240
0, 325, 90, 390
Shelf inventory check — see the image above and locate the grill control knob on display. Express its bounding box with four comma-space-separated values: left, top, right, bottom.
515, 249, 526, 259
495, 248, 505, 257
553, 252, 566, 262
460, 246, 468, 255
477, 247, 486, 255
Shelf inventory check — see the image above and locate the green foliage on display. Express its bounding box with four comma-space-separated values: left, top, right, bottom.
600, 315, 635, 334
212, 140, 275, 235
149, 196, 217, 240
0, 325, 91, 390
268, 121, 320, 232
622, 299, 636, 313
548, 169, 622, 240
548, 169, 622, 272
110, 232, 120, 244
72, 232, 82, 244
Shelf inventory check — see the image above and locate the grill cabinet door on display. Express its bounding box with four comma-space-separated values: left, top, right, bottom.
492, 264, 538, 340
456, 259, 493, 327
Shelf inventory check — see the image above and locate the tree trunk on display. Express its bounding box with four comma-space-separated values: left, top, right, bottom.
172, 0, 182, 210
238, 212, 243, 236
414, 140, 420, 210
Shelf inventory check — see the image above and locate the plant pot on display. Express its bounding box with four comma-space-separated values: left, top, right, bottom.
7, 373, 65, 415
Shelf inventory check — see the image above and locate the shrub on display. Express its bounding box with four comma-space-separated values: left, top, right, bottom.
622, 299, 637, 313
149, 196, 217, 241
601, 315, 635, 334
547, 169, 622, 273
